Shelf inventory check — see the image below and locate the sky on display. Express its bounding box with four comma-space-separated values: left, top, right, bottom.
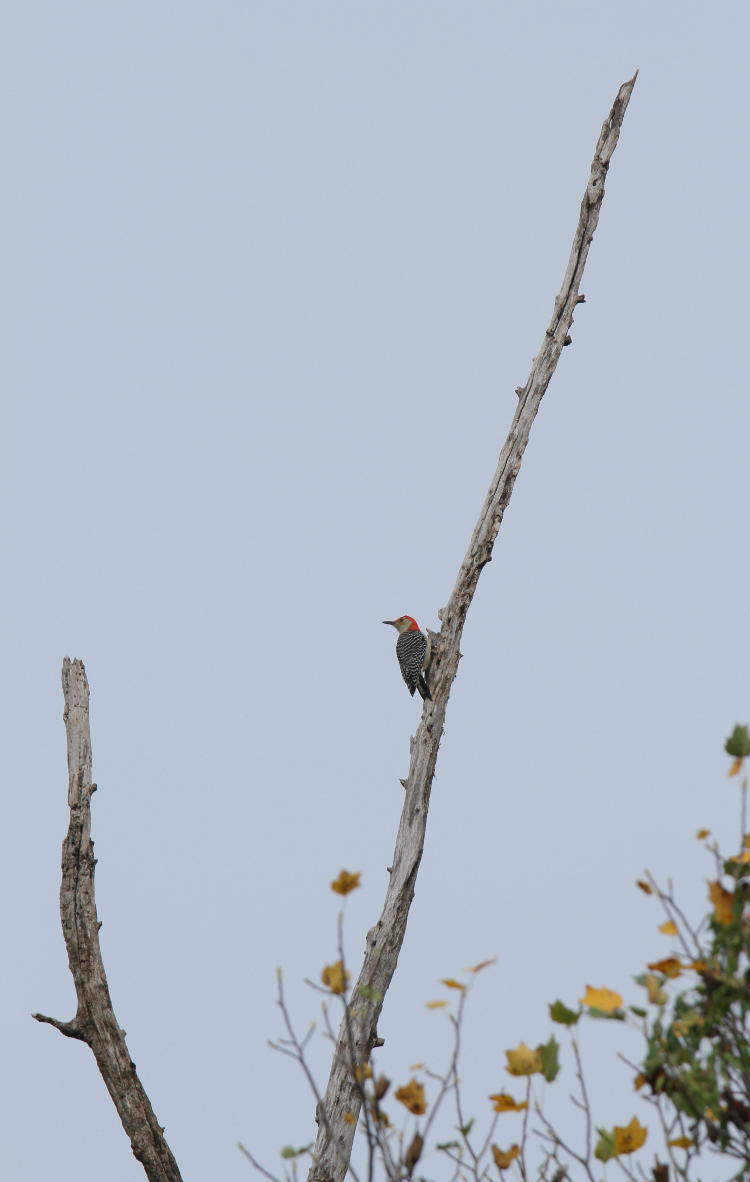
4, 3, 750, 1180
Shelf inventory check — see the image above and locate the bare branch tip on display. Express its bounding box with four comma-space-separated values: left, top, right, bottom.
61, 655, 87, 677
32, 1012, 87, 1042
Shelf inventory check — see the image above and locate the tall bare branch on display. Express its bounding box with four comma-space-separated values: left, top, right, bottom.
34, 658, 183, 1182
307, 71, 638, 1182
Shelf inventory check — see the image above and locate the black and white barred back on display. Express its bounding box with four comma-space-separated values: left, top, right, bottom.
395, 630, 431, 700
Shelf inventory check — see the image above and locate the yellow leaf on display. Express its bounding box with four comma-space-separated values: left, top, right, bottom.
504, 1042, 543, 1076
636, 879, 653, 895
667, 1137, 694, 1149
321, 960, 350, 995
613, 1116, 648, 1155
643, 974, 668, 1006
409, 1062, 424, 1071
489, 1092, 528, 1113
729, 850, 750, 864
353, 1062, 372, 1082
394, 1079, 427, 1115
580, 985, 623, 1013
689, 960, 708, 972
343, 1112, 356, 1125
729, 756, 744, 777
708, 881, 734, 926
744, 833, 750, 848
330, 870, 361, 895
440, 978, 466, 990
426, 1000, 447, 1009
696, 828, 710, 840
658, 921, 678, 935
491, 1144, 520, 1170
633, 1073, 647, 1091
467, 957, 497, 974
647, 957, 683, 979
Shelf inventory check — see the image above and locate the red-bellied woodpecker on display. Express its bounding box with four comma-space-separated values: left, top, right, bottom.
382, 616, 432, 701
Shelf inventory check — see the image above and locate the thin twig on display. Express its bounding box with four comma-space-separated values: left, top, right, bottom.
645, 871, 703, 962
446, 992, 484, 1179
238, 1141, 285, 1182
421, 988, 466, 1150
534, 1107, 596, 1182
571, 1038, 592, 1163
518, 1077, 532, 1181
274, 971, 362, 1182
475, 1108, 501, 1165
613, 1153, 641, 1182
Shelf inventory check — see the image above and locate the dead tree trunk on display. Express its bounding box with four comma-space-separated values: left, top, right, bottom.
34, 659, 183, 1182
307, 72, 638, 1182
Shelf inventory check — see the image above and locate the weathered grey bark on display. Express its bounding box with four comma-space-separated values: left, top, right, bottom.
307, 72, 638, 1182
34, 658, 183, 1182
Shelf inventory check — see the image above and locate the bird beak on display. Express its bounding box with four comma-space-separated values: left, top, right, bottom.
382, 619, 396, 627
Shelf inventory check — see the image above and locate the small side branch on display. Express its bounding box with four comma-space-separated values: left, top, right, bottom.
33, 658, 183, 1182
307, 72, 637, 1182
32, 1012, 89, 1041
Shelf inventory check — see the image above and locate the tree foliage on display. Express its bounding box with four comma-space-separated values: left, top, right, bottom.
259, 729, 750, 1182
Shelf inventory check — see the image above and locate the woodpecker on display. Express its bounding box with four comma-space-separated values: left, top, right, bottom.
383, 616, 432, 701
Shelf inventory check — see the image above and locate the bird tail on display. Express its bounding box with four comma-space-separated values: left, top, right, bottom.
417, 675, 432, 701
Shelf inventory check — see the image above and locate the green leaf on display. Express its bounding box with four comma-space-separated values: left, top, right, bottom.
587, 1006, 626, 1021
549, 1000, 580, 1026
725, 724, 750, 758
594, 1129, 616, 1163
538, 1035, 560, 1082
629, 1006, 647, 1018
458, 1119, 475, 1138
724, 858, 750, 879
437, 1141, 461, 1152
280, 1145, 312, 1159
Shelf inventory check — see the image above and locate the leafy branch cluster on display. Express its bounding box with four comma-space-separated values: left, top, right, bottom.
630, 724, 750, 1177
251, 725, 750, 1182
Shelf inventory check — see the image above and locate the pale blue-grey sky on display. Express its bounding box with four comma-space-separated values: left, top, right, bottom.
4, 3, 749, 1180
